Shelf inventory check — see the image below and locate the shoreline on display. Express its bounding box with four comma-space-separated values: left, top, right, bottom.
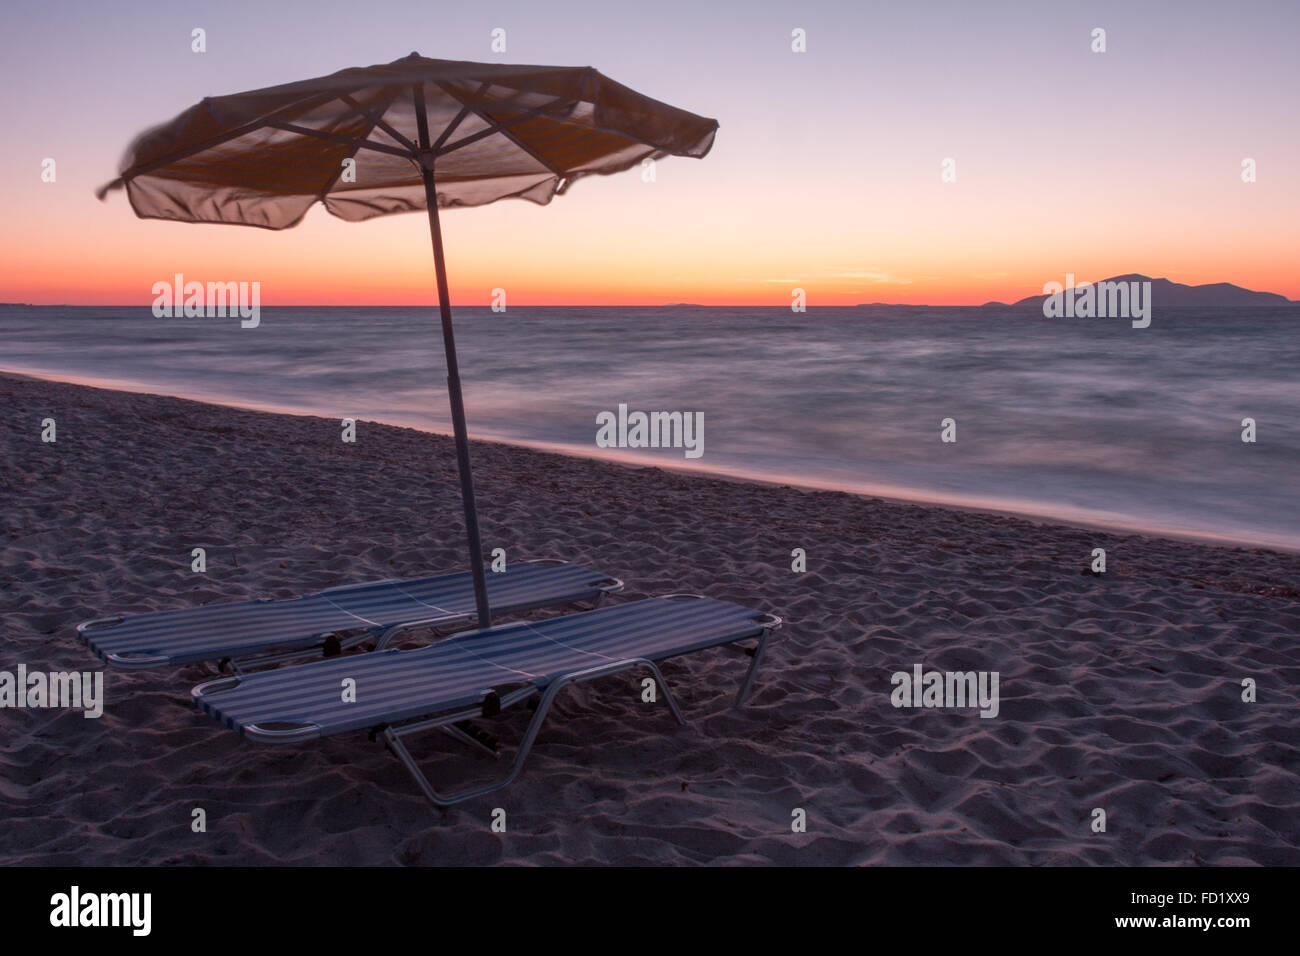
3, 368, 1291, 556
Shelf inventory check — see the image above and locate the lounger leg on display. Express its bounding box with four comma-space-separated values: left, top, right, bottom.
578, 577, 624, 611
440, 722, 499, 758
577, 591, 609, 612
734, 628, 773, 708
384, 728, 444, 805
383, 658, 685, 808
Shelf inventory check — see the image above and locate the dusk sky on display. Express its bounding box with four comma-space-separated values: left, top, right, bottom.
3, 0, 1297, 306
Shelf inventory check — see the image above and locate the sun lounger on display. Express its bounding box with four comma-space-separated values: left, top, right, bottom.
78, 559, 623, 671
192, 594, 782, 806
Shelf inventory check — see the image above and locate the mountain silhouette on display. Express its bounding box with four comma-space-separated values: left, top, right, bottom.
994, 274, 1295, 310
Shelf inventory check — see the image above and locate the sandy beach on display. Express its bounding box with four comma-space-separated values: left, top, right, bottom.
2, 370, 1298, 866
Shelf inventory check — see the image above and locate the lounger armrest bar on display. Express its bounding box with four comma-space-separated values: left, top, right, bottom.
243, 721, 324, 742
79, 616, 169, 668
77, 616, 124, 633
192, 675, 242, 697
105, 650, 172, 669
191, 676, 324, 741
593, 575, 625, 594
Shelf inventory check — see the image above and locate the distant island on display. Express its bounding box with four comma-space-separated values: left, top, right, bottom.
991, 275, 1296, 310
853, 275, 1297, 309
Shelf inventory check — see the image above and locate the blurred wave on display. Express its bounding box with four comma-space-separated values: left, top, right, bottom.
3, 304, 1297, 549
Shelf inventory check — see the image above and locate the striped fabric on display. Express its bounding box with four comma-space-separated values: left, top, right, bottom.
80, 561, 612, 667
195, 596, 768, 739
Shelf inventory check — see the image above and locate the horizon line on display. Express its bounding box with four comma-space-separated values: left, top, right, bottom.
7, 275, 1298, 310
6, 300, 1299, 309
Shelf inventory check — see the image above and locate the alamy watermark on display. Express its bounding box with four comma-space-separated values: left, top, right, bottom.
890, 663, 999, 718
0, 665, 103, 718
1041, 273, 1150, 328
152, 272, 260, 328
595, 403, 704, 459
50, 886, 150, 936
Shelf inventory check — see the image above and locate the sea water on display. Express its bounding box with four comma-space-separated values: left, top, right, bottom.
3, 304, 1296, 549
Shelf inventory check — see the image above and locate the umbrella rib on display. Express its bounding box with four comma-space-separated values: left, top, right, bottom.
432, 104, 471, 150
435, 82, 573, 177
98, 91, 350, 195
339, 93, 418, 152
266, 121, 415, 159
315, 88, 404, 206
430, 82, 491, 151
434, 114, 538, 157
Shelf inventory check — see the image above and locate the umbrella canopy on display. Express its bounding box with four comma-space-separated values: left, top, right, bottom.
99, 53, 718, 628
97, 52, 717, 226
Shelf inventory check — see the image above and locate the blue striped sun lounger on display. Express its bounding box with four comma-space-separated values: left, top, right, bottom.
192, 594, 782, 807
78, 559, 623, 671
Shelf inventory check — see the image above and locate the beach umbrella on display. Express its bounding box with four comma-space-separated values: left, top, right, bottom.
98, 53, 718, 628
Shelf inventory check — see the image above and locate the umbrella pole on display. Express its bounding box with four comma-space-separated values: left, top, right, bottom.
418, 162, 492, 631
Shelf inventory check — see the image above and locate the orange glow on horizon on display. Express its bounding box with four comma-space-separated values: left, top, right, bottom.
7, 175, 1298, 307
6, 213, 1298, 310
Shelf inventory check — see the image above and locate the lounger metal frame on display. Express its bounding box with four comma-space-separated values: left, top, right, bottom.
78, 558, 624, 674
192, 594, 781, 808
